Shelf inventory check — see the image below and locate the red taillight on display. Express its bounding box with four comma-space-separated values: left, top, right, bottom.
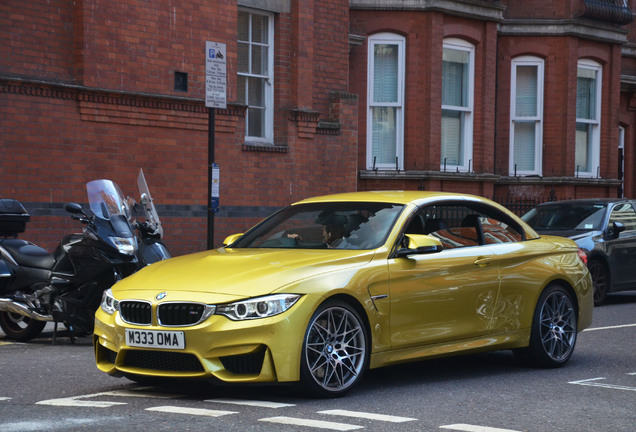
577, 248, 588, 265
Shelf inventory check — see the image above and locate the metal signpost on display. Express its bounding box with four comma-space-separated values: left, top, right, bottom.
205, 41, 227, 249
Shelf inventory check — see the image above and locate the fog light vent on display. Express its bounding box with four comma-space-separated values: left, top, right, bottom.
220, 348, 266, 375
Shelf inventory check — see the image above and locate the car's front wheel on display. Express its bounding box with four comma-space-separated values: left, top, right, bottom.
588, 259, 609, 306
299, 300, 369, 397
515, 284, 578, 368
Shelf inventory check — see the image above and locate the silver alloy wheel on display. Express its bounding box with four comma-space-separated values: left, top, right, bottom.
304, 306, 366, 393
539, 290, 576, 361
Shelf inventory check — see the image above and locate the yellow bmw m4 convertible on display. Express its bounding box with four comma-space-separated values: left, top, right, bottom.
94, 191, 593, 396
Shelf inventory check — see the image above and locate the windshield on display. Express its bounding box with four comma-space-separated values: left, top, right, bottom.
137, 169, 163, 238
232, 202, 405, 250
522, 202, 607, 231
86, 180, 131, 220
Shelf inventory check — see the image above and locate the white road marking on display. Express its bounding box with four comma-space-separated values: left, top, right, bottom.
100, 389, 185, 399
0, 396, 11, 401
569, 377, 636, 392
146, 405, 237, 417
319, 409, 416, 423
205, 398, 295, 408
260, 416, 363, 430
440, 424, 522, 432
1, 419, 101, 430
583, 323, 636, 332
36, 388, 184, 407
36, 397, 127, 408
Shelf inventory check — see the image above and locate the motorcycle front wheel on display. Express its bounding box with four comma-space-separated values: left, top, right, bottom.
0, 312, 47, 341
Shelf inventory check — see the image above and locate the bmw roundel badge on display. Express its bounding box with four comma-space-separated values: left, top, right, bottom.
156, 292, 167, 300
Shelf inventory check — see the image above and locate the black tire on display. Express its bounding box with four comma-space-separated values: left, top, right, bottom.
514, 285, 578, 368
299, 300, 369, 397
0, 312, 47, 341
588, 260, 609, 306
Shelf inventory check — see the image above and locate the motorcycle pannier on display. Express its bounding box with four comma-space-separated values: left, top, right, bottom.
0, 199, 30, 237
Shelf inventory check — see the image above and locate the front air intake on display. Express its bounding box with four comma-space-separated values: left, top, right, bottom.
123, 350, 204, 372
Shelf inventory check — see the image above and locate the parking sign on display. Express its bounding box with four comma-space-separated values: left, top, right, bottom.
205, 41, 227, 109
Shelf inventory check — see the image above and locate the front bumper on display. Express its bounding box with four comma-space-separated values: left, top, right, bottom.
94, 295, 316, 383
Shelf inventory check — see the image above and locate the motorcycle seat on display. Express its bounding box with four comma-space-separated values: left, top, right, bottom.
0, 239, 55, 269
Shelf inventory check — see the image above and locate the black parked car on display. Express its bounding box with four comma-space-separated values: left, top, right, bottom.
522, 199, 636, 305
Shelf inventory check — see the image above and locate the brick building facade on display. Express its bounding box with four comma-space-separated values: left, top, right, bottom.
1, 0, 635, 256
351, 0, 636, 203
1, 0, 358, 255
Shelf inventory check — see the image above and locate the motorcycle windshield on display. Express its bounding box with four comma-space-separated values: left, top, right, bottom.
137, 169, 163, 238
86, 180, 131, 221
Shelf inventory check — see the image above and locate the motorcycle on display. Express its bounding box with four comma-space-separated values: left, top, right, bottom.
0, 169, 171, 341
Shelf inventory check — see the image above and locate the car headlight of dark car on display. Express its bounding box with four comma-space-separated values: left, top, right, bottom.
215, 294, 301, 320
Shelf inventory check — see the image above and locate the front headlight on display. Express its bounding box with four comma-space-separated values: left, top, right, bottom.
216, 294, 301, 321
110, 236, 137, 255
100, 288, 119, 315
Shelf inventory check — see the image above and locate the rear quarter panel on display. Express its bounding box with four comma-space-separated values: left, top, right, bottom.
490, 236, 593, 334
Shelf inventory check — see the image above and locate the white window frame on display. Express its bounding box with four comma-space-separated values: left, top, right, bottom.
575, 59, 602, 178
509, 56, 544, 176
366, 33, 405, 170
441, 38, 474, 173
237, 8, 275, 144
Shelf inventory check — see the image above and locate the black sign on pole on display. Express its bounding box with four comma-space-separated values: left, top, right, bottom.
205, 41, 227, 249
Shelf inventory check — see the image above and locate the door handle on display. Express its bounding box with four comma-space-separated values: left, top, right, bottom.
473, 256, 492, 267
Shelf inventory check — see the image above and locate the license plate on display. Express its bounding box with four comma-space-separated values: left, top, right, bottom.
125, 329, 185, 350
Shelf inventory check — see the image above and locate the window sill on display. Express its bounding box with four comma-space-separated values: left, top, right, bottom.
359, 170, 499, 182
358, 170, 623, 186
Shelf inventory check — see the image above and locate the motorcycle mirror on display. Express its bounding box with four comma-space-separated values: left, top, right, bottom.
65, 203, 83, 214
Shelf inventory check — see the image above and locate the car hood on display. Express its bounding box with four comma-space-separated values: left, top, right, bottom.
113, 247, 375, 301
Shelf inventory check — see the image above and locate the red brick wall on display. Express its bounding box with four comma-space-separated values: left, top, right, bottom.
1, 0, 357, 256
0, 0, 75, 80
501, 0, 580, 19
74, 0, 236, 96
312, 0, 350, 116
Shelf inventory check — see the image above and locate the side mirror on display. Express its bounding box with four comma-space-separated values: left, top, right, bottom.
611, 221, 625, 239
396, 234, 443, 258
223, 233, 244, 247
65, 202, 83, 214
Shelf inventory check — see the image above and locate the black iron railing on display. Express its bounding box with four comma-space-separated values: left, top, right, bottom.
583, 0, 634, 25
491, 195, 565, 217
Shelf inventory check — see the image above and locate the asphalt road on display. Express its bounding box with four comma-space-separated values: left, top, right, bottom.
1, 293, 635, 432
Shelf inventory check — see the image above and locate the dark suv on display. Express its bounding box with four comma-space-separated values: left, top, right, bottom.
522, 199, 636, 305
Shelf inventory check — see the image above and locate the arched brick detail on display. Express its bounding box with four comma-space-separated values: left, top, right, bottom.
578, 46, 610, 65
443, 23, 482, 45
507, 41, 551, 60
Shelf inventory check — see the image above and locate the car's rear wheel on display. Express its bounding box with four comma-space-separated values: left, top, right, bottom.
0, 312, 46, 341
588, 260, 609, 306
515, 285, 577, 368
299, 300, 368, 397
